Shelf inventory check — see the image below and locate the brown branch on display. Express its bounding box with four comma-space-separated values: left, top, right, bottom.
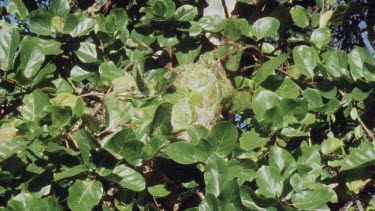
240, 64, 261, 72
276, 68, 292, 78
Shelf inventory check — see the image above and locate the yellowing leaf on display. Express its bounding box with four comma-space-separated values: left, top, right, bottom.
319, 10, 334, 28
0, 128, 18, 144
50, 93, 78, 108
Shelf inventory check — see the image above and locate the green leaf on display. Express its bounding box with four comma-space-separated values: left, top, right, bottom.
342, 141, 375, 170
81, 114, 102, 133
67, 180, 103, 211
22, 89, 50, 122
204, 154, 228, 196
99, 61, 121, 80
110, 8, 129, 31
218, 180, 241, 209
351, 87, 372, 101
19, 40, 45, 78
8, 192, 48, 211
199, 194, 220, 211
254, 54, 288, 86
30, 10, 53, 36
310, 27, 331, 49
148, 184, 171, 197
74, 42, 98, 63
198, 16, 226, 32
0, 138, 29, 161
166, 141, 198, 164
298, 144, 321, 165
251, 17, 280, 40
269, 146, 296, 176
174, 5, 198, 22
321, 137, 343, 155
290, 173, 316, 192
348, 47, 375, 81
175, 38, 202, 65
256, 166, 283, 198
303, 88, 323, 109
292, 186, 336, 209
66, 15, 96, 37
315, 79, 337, 99
103, 128, 143, 166
252, 89, 285, 129
21, 36, 62, 55
54, 165, 88, 181
225, 52, 243, 72
0, 28, 19, 71
293, 45, 320, 78
142, 135, 170, 160
50, 92, 78, 108
195, 139, 213, 163
290, 6, 309, 28
70, 65, 95, 82
45, 142, 80, 156
208, 122, 238, 157
320, 10, 333, 28
324, 50, 351, 80
75, 130, 99, 165
8, 0, 29, 21
345, 167, 372, 194
48, 106, 72, 126
188, 21, 203, 37
151, 103, 173, 135
49, 0, 70, 19
223, 19, 242, 42
188, 125, 209, 145
157, 34, 179, 47
215, 44, 237, 60
130, 29, 156, 47
239, 131, 269, 151
274, 79, 300, 99
151, 0, 175, 19
52, 78, 74, 93
110, 165, 145, 192
240, 186, 277, 211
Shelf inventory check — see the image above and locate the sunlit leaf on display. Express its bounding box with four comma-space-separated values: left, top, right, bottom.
67, 180, 103, 211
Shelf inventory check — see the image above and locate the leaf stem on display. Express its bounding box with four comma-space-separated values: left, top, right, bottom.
356, 115, 375, 141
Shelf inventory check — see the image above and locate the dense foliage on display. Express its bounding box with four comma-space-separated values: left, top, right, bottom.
1, 0, 375, 210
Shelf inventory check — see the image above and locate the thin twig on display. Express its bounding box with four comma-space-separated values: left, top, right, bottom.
79, 92, 105, 98
196, 190, 205, 200
276, 68, 292, 77
116, 94, 144, 98
173, 202, 181, 211
356, 116, 375, 141
240, 64, 261, 72
91, 102, 102, 117
67, 133, 79, 149
239, 44, 263, 57
122, 60, 136, 74
153, 197, 160, 207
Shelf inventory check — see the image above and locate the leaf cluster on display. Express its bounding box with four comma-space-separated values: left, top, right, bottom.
1, 0, 375, 210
